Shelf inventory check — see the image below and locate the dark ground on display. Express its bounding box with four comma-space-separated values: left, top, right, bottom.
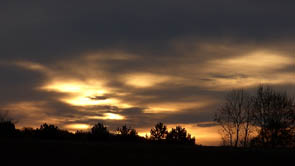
0, 139, 294, 166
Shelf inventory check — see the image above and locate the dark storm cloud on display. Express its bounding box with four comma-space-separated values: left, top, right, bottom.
0, 65, 48, 104
114, 85, 225, 106
56, 105, 160, 129
210, 73, 249, 79
276, 65, 295, 74
195, 122, 218, 128
1, 0, 295, 63
161, 105, 220, 125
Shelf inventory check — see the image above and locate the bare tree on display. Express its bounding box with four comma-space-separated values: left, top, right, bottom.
215, 85, 295, 148
251, 85, 295, 148
214, 89, 253, 147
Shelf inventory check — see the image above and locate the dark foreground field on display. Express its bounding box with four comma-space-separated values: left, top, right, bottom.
0, 139, 294, 166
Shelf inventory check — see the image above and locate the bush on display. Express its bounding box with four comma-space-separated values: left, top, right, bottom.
166, 126, 195, 145
37, 123, 60, 139
0, 121, 16, 138
90, 123, 110, 140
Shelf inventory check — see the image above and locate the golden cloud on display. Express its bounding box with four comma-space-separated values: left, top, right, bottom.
86, 113, 125, 120
122, 73, 172, 88
202, 50, 294, 90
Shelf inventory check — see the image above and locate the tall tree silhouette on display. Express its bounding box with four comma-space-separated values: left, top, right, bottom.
215, 85, 295, 148
251, 85, 295, 148
115, 125, 139, 142
214, 89, 253, 147
37, 123, 60, 139
0, 110, 17, 137
0, 121, 16, 137
90, 123, 110, 140
150, 122, 168, 141
166, 126, 195, 144
117, 125, 137, 137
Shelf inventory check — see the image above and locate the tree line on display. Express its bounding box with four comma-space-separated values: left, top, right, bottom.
215, 85, 295, 148
1, 84, 294, 149
0, 119, 195, 145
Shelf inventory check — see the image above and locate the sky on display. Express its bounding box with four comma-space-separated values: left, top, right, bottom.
1, 0, 295, 145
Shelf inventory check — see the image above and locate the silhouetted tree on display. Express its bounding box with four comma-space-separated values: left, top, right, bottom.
0, 121, 16, 137
166, 126, 195, 144
251, 85, 295, 148
216, 85, 295, 148
90, 123, 110, 140
150, 122, 168, 141
75, 130, 90, 140
21, 127, 36, 138
37, 123, 60, 139
0, 110, 17, 137
117, 125, 137, 137
214, 89, 254, 147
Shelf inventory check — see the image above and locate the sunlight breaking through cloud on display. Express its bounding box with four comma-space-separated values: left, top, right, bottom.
4, 42, 295, 146
87, 113, 125, 120
65, 124, 91, 131
204, 50, 295, 90
137, 122, 221, 145
40, 80, 132, 108
123, 73, 171, 88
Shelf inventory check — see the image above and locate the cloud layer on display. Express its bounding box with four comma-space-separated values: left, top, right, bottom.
1, 1, 295, 145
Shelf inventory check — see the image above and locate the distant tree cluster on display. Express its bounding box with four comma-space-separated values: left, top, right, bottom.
0, 111, 17, 138
150, 122, 195, 145
215, 85, 295, 148
0, 115, 195, 145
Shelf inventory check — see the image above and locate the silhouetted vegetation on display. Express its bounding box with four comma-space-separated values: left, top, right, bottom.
215, 85, 295, 148
0, 118, 194, 146
166, 126, 195, 145
251, 86, 295, 148
0, 120, 16, 137
0, 87, 294, 165
2, 85, 294, 153
37, 123, 60, 139
0, 111, 17, 138
90, 123, 110, 140
21, 127, 37, 138
149, 123, 195, 144
150, 122, 168, 141
117, 124, 138, 137
115, 124, 145, 142
214, 89, 253, 147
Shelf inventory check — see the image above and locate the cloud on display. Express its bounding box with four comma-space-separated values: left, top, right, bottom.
1, 1, 295, 63
195, 121, 218, 128
89, 96, 109, 100
122, 73, 173, 88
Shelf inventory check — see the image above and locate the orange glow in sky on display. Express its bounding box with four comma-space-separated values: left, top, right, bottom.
3, 0, 295, 149
138, 122, 221, 146
87, 113, 125, 120
9, 48, 295, 147
123, 73, 171, 88
40, 80, 132, 108
65, 124, 91, 130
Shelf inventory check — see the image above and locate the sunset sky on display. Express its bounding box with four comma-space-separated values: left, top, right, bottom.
1, 1, 295, 145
